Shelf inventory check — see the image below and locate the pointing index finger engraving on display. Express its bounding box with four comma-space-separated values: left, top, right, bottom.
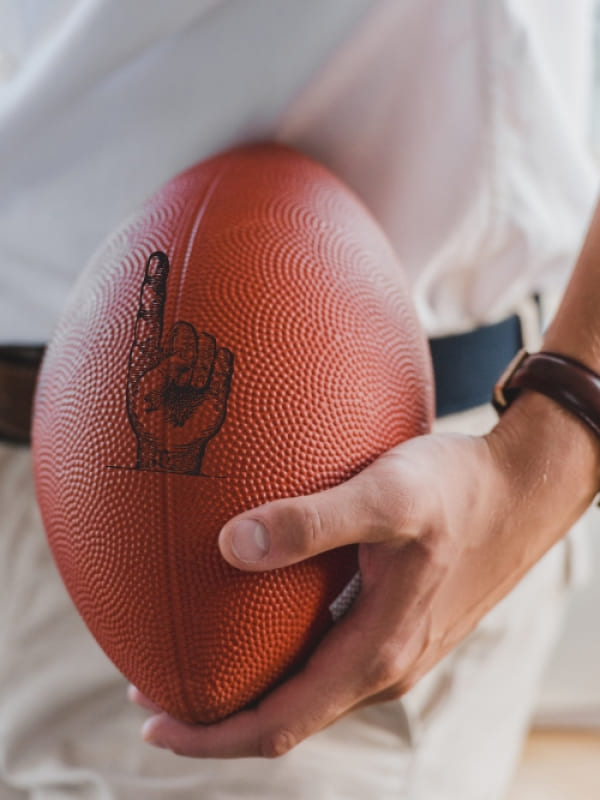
128, 251, 170, 381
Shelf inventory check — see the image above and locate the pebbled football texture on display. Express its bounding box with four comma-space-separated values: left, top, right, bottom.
32, 143, 434, 724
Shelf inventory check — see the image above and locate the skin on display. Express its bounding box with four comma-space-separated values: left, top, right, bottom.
129, 201, 600, 760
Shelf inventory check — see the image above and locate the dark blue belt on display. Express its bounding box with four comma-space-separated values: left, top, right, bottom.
429, 314, 524, 418
0, 313, 527, 443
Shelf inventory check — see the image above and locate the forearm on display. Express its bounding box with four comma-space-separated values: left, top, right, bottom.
544, 197, 600, 370
434, 201, 600, 640
499, 193, 600, 539
493, 393, 597, 570
459, 199, 600, 626
527, 196, 600, 511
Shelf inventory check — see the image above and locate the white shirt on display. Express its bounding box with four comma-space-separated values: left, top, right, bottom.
0, 0, 597, 342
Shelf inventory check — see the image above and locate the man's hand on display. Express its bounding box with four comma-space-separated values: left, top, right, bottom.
129, 390, 600, 759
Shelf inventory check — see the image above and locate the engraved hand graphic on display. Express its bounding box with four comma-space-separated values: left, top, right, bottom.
126, 251, 233, 474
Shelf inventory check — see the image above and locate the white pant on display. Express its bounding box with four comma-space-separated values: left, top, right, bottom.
0, 403, 570, 800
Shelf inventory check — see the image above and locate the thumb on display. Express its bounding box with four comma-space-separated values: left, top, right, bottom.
218, 456, 425, 571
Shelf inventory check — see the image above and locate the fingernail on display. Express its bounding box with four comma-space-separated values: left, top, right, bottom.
142, 718, 166, 748
229, 519, 270, 562
148, 252, 167, 280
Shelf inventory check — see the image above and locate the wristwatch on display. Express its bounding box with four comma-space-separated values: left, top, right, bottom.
492, 349, 600, 440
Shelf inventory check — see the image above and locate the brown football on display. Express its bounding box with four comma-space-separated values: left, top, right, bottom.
32, 143, 434, 723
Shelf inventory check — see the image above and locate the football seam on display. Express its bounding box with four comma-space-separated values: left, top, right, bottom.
167, 159, 233, 720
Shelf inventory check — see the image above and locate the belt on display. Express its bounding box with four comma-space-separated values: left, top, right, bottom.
429, 314, 525, 417
0, 314, 528, 445
0, 345, 45, 444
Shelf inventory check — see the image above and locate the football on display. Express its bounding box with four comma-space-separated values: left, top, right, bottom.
32, 143, 433, 723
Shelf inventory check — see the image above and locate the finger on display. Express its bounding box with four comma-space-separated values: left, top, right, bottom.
129, 251, 170, 379
218, 453, 427, 571
140, 598, 391, 759
164, 322, 201, 388
135, 251, 169, 347
127, 685, 164, 713
208, 347, 234, 397
194, 332, 217, 387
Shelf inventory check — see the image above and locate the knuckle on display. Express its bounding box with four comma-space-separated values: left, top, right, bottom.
352, 470, 389, 537
302, 502, 324, 548
286, 501, 325, 557
362, 647, 404, 693
260, 727, 298, 759
367, 457, 420, 538
363, 660, 386, 694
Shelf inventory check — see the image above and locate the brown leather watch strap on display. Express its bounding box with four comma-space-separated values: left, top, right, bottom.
493, 349, 600, 439
0, 345, 45, 444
